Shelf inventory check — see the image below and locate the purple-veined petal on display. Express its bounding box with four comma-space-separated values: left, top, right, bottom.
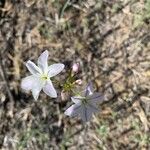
85, 82, 94, 96
87, 104, 99, 113
31, 78, 44, 101
88, 92, 104, 105
80, 104, 98, 122
26, 60, 42, 75
38, 50, 49, 73
21, 75, 36, 91
43, 80, 57, 98
79, 105, 92, 122
64, 103, 81, 117
48, 63, 64, 77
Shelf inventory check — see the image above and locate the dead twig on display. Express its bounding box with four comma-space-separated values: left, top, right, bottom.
0, 51, 14, 117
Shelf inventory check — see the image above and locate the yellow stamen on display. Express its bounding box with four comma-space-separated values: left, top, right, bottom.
41, 74, 48, 81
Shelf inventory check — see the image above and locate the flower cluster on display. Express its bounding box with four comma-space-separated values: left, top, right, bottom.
21, 50, 103, 122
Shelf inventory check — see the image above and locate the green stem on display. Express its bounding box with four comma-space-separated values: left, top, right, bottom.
59, 0, 70, 18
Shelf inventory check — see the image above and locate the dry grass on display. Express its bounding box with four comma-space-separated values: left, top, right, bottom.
0, 0, 150, 149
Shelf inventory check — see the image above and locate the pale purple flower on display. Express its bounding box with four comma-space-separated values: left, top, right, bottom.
21, 50, 64, 100
64, 82, 103, 122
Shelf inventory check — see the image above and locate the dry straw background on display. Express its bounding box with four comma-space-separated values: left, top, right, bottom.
0, 0, 150, 150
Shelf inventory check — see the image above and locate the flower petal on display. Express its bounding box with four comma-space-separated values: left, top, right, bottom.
85, 82, 94, 96
21, 75, 36, 91
31, 78, 44, 100
48, 63, 64, 77
80, 104, 98, 122
26, 60, 42, 75
71, 97, 82, 104
43, 80, 57, 98
80, 105, 91, 122
64, 103, 81, 117
87, 104, 99, 113
38, 50, 49, 73
79, 105, 91, 122
88, 92, 104, 105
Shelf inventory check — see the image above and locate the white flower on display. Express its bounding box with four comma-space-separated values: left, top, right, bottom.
64, 82, 103, 122
21, 50, 65, 100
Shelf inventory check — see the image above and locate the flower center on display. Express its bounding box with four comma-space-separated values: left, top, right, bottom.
40, 74, 49, 81
81, 97, 88, 105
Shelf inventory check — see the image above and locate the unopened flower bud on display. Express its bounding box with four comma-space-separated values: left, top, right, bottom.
75, 79, 82, 85
72, 63, 79, 73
